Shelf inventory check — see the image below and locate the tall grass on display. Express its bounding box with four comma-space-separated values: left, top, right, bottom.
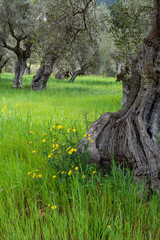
0, 73, 160, 240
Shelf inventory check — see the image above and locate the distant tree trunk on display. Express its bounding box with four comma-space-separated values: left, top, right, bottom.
26, 64, 31, 75
0, 56, 9, 75
116, 61, 131, 105
2, 39, 32, 88
13, 58, 27, 88
31, 54, 57, 90
69, 64, 89, 83
78, 0, 160, 191
55, 70, 71, 80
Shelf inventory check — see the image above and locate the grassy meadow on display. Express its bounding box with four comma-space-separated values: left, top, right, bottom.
0, 73, 160, 240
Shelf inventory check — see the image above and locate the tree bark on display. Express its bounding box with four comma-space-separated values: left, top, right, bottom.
31, 54, 57, 90
69, 64, 89, 83
13, 58, 27, 88
78, 0, 160, 190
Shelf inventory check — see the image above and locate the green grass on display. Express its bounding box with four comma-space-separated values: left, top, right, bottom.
0, 73, 160, 240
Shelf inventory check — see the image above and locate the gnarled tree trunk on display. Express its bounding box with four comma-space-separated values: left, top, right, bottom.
78, 0, 160, 190
31, 54, 57, 90
69, 64, 89, 83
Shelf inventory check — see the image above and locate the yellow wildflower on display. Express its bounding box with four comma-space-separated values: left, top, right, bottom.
52, 139, 56, 142
58, 125, 63, 130
3, 106, 6, 109
48, 153, 52, 158
88, 137, 91, 141
62, 143, 65, 146
29, 141, 32, 145
51, 205, 57, 210
75, 167, 78, 170
52, 125, 55, 128
66, 147, 71, 151
108, 225, 111, 228
32, 150, 36, 153
32, 173, 36, 178
27, 172, 32, 175
48, 204, 51, 207
42, 133, 46, 137
42, 139, 46, 143
53, 175, 56, 179
37, 174, 42, 178
72, 129, 76, 132
91, 140, 93, 143
61, 171, 65, 174
29, 131, 34, 134
88, 134, 91, 137
55, 144, 59, 148
68, 150, 72, 155
35, 170, 39, 172
82, 175, 85, 179
68, 170, 72, 176
93, 171, 96, 174
16, 103, 19, 107
50, 128, 52, 132
67, 128, 70, 133
2, 97, 5, 100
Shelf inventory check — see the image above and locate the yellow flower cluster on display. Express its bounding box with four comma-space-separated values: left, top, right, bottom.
2, 105, 6, 113
84, 133, 93, 143
48, 204, 57, 210
28, 170, 42, 179
66, 147, 77, 155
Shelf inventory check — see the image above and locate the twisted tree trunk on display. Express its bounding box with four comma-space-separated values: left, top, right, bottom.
31, 54, 57, 90
69, 64, 89, 83
78, 0, 160, 190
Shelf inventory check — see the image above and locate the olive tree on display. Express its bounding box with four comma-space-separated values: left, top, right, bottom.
79, 0, 160, 191
0, 0, 33, 88
110, 0, 153, 104
31, 0, 96, 90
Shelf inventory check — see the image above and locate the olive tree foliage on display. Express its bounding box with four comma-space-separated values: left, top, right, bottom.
109, 0, 153, 104
31, 0, 96, 90
0, 0, 34, 88
54, 3, 116, 83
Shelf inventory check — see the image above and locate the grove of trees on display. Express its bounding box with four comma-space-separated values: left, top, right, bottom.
0, 0, 159, 190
